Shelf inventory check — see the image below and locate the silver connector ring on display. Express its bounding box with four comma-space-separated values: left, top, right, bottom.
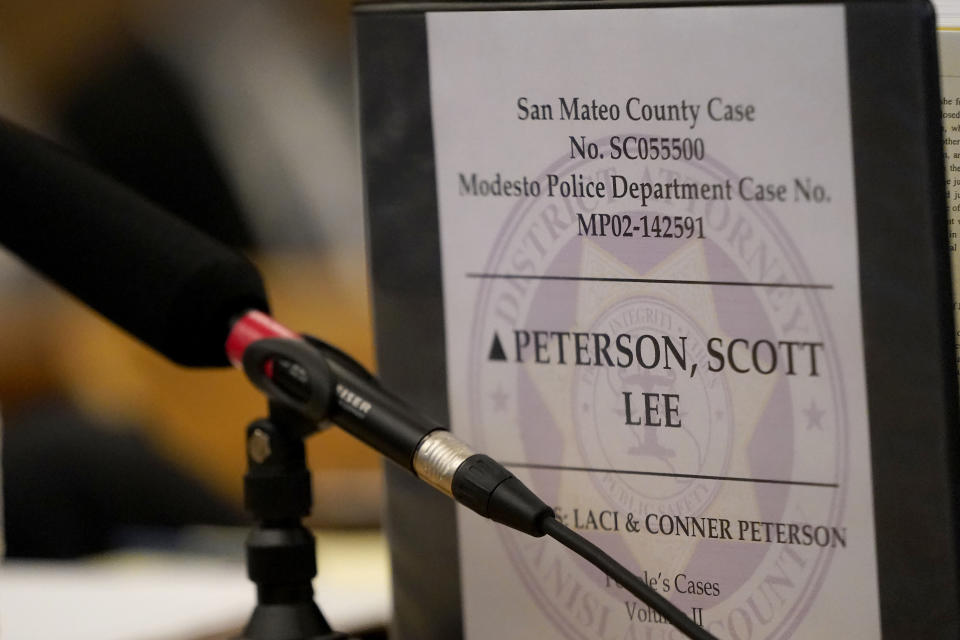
413, 430, 475, 497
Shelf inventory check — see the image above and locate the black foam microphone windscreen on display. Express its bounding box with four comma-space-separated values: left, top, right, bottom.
0, 118, 269, 367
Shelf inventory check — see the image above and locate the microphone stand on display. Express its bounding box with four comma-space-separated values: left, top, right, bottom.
239, 400, 347, 640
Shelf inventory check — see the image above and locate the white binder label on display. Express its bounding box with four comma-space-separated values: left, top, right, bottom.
428, 6, 880, 638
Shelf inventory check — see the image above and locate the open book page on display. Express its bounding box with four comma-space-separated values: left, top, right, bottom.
936, 0, 960, 373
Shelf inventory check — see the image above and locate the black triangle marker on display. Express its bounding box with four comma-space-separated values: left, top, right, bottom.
488, 333, 507, 361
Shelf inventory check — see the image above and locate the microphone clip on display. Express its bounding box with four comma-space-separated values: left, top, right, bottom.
240, 336, 335, 430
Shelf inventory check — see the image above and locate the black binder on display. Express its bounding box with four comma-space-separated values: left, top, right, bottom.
355, 1, 960, 637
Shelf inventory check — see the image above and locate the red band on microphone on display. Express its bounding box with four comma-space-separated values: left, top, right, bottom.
225, 309, 301, 367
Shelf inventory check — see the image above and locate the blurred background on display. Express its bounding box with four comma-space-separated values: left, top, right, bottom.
0, 1, 387, 634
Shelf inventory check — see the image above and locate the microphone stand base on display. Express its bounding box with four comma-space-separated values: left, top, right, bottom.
241, 602, 349, 640
239, 404, 348, 640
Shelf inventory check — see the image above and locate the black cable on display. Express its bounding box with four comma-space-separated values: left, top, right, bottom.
541, 516, 719, 640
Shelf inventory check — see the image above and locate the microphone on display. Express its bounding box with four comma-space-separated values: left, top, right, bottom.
0, 115, 550, 532
0, 118, 268, 367
0, 118, 716, 640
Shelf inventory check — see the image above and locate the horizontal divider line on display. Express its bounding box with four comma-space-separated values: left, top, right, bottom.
502, 461, 839, 488
466, 272, 833, 290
